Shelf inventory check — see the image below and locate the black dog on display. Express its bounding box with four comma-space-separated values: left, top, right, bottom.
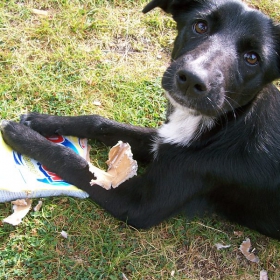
2, 0, 280, 239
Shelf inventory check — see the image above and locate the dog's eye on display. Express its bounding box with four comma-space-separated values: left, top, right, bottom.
244, 52, 259, 65
193, 21, 208, 34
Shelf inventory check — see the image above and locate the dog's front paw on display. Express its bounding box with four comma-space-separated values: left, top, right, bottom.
20, 112, 63, 136
20, 112, 50, 131
1, 120, 35, 152
1, 120, 17, 139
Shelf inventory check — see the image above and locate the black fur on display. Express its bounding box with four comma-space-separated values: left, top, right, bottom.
2, 0, 280, 239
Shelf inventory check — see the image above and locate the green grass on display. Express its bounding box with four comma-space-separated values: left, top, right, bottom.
1, 0, 280, 279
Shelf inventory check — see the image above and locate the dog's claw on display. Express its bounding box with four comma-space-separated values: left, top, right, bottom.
0, 120, 8, 130
0, 120, 16, 134
20, 113, 36, 126
19, 112, 66, 136
23, 120, 32, 127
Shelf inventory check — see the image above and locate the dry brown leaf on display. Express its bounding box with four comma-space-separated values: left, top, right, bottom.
3, 198, 32, 226
239, 238, 259, 263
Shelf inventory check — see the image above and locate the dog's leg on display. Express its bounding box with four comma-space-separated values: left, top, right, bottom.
1, 120, 201, 228
20, 113, 156, 162
1, 120, 95, 184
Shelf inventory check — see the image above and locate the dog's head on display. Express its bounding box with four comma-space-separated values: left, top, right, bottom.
143, 0, 280, 117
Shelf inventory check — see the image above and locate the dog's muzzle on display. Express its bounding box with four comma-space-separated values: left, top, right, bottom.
162, 57, 225, 115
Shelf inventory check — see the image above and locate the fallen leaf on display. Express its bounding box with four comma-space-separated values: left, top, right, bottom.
239, 238, 259, 263
3, 199, 32, 226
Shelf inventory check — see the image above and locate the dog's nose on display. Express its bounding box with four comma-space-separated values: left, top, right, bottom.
176, 69, 208, 95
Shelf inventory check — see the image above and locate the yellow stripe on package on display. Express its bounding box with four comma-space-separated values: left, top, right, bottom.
0, 132, 89, 202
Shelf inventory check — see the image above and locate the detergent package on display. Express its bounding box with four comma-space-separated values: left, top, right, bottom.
0, 132, 89, 202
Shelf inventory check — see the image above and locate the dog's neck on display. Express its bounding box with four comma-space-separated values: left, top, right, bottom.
153, 107, 215, 153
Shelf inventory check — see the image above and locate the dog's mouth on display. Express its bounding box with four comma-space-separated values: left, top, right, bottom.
164, 89, 225, 117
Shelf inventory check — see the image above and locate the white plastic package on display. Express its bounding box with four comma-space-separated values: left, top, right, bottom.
0, 132, 89, 202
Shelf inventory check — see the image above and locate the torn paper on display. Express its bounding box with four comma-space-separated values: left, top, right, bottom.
215, 243, 231, 250
3, 198, 32, 226
89, 141, 138, 190
12, 199, 28, 206
93, 100, 101, 106
31, 9, 49, 17
61, 230, 68, 239
260, 270, 268, 280
34, 200, 43, 212
239, 238, 259, 263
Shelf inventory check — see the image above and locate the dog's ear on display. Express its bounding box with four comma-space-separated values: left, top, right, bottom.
142, 0, 171, 14
142, 0, 195, 14
275, 26, 280, 77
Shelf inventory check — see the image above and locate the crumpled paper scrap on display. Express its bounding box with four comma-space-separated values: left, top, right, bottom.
89, 141, 137, 190
215, 243, 231, 250
3, 198, 32, 226
260, 270, 268, 280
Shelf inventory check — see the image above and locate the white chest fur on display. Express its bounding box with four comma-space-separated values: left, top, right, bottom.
155, 108, 214, 149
